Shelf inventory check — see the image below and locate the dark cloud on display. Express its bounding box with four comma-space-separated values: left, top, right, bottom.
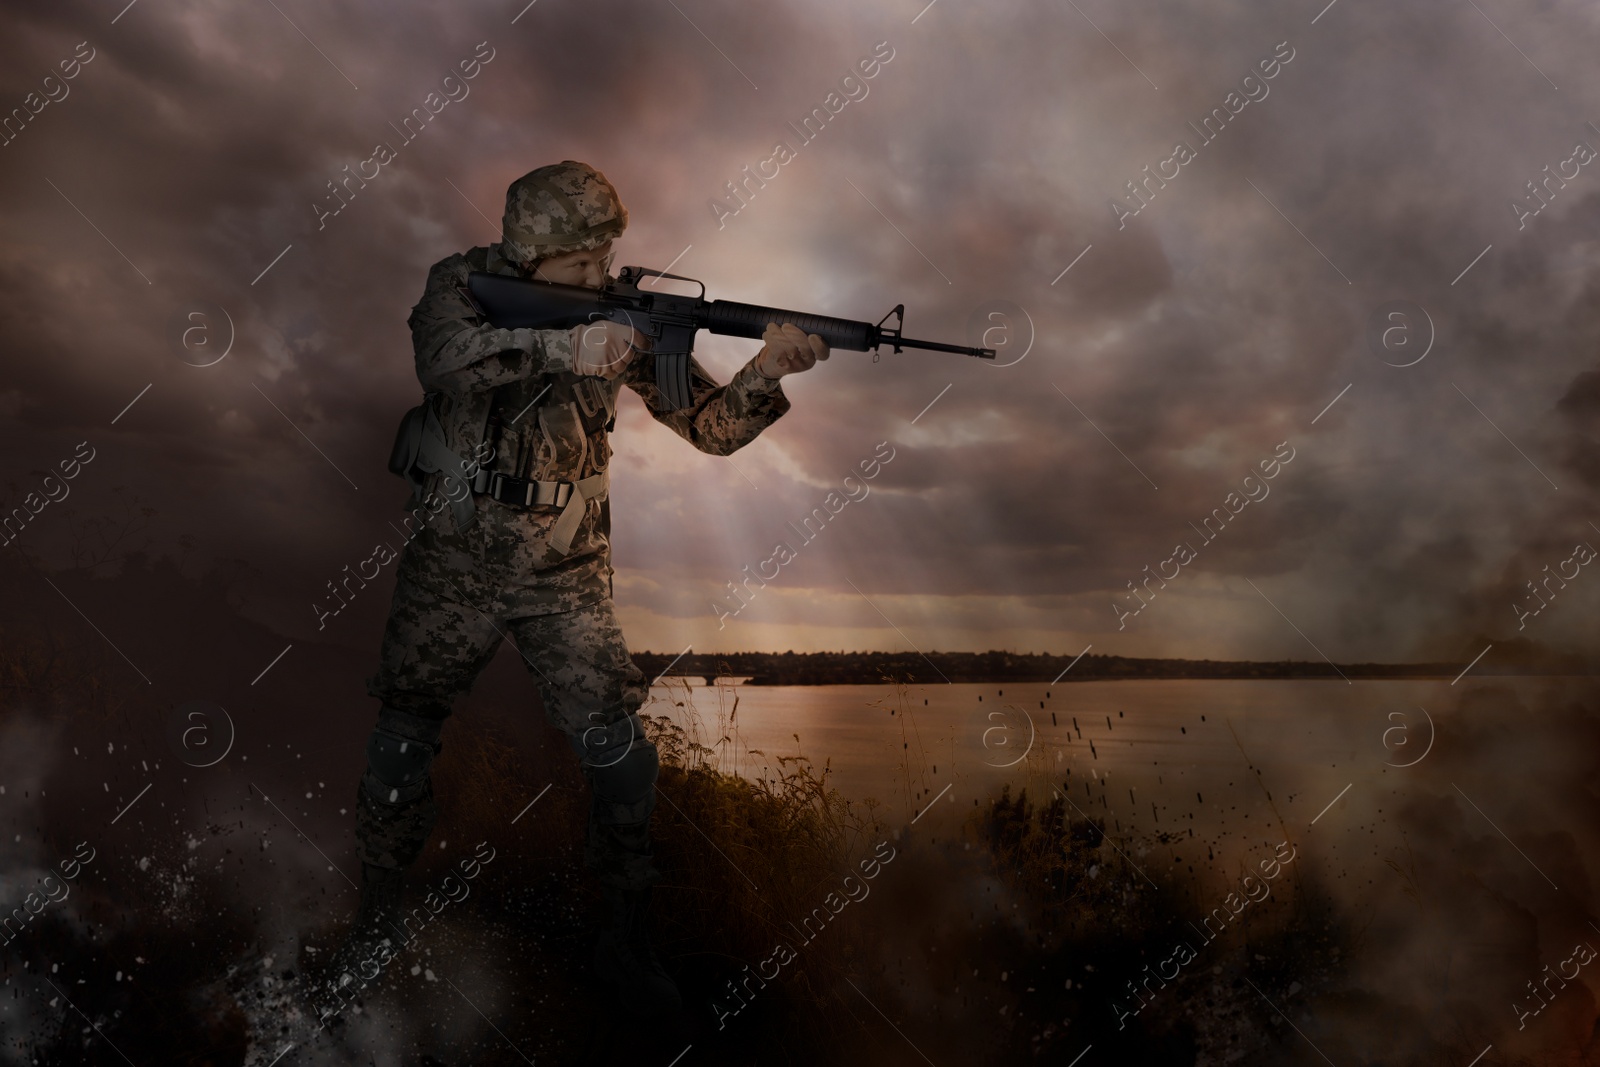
0, 0, 1596, 662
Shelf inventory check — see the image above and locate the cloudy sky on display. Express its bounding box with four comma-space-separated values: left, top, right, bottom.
2, 0, 1598, 663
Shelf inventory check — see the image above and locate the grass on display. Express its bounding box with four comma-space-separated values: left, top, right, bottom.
407, 665, 897, 1062
326, 666, 1370, 1064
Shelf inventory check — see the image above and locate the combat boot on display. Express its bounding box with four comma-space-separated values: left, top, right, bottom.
593, 884, 682, 1017
312, 862, 407, 1010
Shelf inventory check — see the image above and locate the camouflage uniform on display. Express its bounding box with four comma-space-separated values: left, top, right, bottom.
356, 164, 790, 894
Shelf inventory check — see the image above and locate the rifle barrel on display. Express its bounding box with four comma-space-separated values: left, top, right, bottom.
896, 335, 997, 359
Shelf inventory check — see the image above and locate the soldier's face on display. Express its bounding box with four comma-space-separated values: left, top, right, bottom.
530, 241, 614, 290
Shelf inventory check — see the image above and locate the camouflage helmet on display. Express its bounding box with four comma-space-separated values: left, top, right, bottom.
500, 160, 628, 264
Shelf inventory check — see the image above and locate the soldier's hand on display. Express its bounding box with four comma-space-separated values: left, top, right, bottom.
570, 320, 649, 379
754, 322, 830, 379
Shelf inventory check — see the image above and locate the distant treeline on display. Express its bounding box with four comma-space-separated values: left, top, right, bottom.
629, 649, 1596, 686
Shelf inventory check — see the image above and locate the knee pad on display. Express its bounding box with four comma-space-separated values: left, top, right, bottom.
587, 738, 659, 825
362, 706, 445, 806
572, 711, 647, 767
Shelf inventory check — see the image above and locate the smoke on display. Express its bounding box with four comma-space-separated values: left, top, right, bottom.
1281, 678, 1600, 1065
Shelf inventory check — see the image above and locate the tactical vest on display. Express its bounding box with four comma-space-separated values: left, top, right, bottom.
485, 371, 617, 486
387, 369, 620, 557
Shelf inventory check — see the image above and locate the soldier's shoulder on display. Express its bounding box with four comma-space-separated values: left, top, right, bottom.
423, 246, 490, 285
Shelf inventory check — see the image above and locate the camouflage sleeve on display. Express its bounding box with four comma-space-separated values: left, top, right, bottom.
407, 254, 576, 394
623, 354, 790, 455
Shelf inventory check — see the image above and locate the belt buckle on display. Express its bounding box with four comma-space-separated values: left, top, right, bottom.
489, 472, 506, 500
555, 482, 572, 508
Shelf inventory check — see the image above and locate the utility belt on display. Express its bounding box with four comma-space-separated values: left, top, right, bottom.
472, 466, 610, 557
471, 468, 577, 509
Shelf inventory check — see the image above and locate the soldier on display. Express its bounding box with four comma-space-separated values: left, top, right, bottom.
319, 160, 828, 1020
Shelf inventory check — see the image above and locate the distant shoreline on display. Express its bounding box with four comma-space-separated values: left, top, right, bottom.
630, 649, 1595, 687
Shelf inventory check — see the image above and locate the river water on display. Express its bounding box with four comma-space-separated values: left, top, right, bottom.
643, 677, 1573, 873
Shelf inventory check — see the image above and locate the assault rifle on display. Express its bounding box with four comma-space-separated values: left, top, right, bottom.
464, 266, 996, 410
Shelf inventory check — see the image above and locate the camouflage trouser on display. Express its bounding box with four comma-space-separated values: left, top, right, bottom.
358, 513, 658, 891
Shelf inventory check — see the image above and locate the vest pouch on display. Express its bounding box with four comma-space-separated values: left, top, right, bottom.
388, 400, 431, 498
537, 400, 590, 481
388, 394, 480, 531
572, 377, 615, 435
